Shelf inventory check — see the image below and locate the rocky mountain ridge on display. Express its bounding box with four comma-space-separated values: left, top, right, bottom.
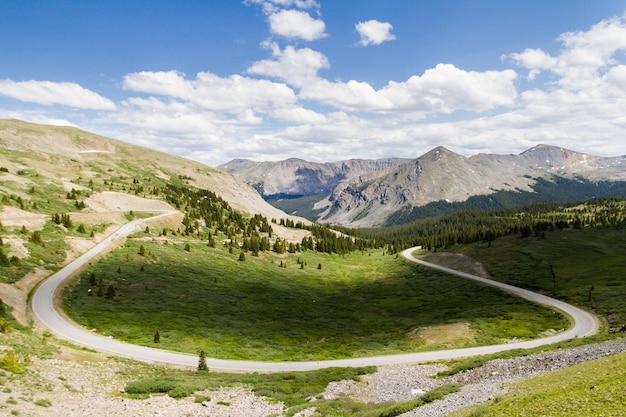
218, 157, 409, 196
223, 145, 626, 227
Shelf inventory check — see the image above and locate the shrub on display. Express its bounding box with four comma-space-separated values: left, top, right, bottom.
34, 399, 52, 407
0, 351, 25, 374
167, 385, 195, 399
124, 378, 177, 394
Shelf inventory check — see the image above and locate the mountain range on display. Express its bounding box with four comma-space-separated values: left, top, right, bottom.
2, 118, 625, 230
221, 145, 626, 227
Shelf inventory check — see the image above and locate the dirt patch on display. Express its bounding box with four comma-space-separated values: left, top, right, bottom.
0, 283, 28, 325
421, 252, 491, 278
0, 206, 48, 230
3, 235, 29, 258
15, 267, 49, 292
65, 237, 96, 261
1, 268, 50, 325
85, 191, 174, 213
409, 322, 476, 346
0, 351, 283, 417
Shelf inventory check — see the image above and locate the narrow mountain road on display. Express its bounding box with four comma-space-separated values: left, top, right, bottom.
31, 214, 599, 372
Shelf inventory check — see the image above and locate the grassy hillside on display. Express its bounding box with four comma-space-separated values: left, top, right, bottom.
61, 235, 567, 361
440, 225, 626, 331
450, 351, 626, 417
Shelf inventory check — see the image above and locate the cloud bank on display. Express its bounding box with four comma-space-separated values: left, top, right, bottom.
1, 3, 626, 166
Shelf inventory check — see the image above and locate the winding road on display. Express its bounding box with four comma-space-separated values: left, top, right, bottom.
31, 212, 599, 372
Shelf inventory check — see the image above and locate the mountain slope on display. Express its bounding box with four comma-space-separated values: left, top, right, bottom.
218, 157, 409, 197
315, 145, 626, 227
0, 119, 296, 225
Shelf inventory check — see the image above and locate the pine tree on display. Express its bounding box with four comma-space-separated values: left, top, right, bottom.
105, 285, 116, 300
197, 350, 209, 371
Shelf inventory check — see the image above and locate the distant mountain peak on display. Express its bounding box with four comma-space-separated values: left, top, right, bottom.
421, 146, 464, 162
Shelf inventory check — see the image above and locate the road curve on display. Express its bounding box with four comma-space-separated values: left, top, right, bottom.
31, 215, 599, 372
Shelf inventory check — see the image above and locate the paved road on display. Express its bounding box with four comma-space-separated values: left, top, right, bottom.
31, 215, 599, 372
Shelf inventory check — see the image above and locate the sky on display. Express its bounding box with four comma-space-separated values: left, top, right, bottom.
1, 0, 626, 167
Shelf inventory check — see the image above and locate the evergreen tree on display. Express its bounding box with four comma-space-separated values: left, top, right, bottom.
197, 350, 209, 371
105, 285, 116, 300
30, 230, 43, 244
0, 249, 9, 267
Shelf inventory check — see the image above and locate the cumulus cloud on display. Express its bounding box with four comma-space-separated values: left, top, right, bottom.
123, 70, 297, 116
355, 20, 396, 46
268, 9, 326, 41
247, 43, 329, 87
4, 7, 626, 166
0, 79, 116, 110
298, 64, 518, 115
509, 14, 626, 89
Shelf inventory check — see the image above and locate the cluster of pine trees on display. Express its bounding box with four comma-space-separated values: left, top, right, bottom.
360, 198, 626, 253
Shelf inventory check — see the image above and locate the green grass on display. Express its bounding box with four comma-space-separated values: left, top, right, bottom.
61, 237, 568, 361
449, 350, 626, 417
124, 364, 461, 417
0, 220, 68, 284
446, 226, 626, 329
123, 365, 375, 408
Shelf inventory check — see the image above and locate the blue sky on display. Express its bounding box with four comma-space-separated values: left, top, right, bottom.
1, 0, 626, 166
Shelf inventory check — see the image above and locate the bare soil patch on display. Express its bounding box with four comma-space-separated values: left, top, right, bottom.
420, 252, 491, 278
0, 347, 282, 417
1, 268, 49, 325
3, 235, 29, 258
85, 191, 173, 213
409, 322, 476, 347
0, 206, 48, 230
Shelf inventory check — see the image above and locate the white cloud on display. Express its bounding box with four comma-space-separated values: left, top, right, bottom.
245, 0, 320, 16
379, 64, 518, 114
268, 9, 326, 41
3, 10, 626, 167
247, 43, 329, 87
123, 70, 297, 116
355, 20, 396, 46
0, 109, 77, 127
510, 14, 626, 89
0, 79, 116, 110
298, 64, 518, 115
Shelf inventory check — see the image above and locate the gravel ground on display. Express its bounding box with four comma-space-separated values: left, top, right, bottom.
322, 339, 626, 417
1, 340, 625, 416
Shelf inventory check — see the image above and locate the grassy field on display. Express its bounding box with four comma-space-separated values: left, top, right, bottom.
61, 234, 567, 361
449, 351, 626, 417
445, 226, 626, 330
